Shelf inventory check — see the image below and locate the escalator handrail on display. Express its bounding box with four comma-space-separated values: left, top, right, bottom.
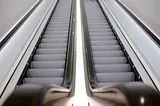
2, 84, 70, 106
92, 82, 160, 106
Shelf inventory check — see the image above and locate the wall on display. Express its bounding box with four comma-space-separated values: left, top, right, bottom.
0, 0, 38, 40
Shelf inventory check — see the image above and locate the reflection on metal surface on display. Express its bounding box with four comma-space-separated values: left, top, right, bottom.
74, 0, 88, 105
140, 96, 145, 105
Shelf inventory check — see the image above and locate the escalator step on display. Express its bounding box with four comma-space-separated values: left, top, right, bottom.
89, 29, 112, 32
96, 82, 131, 88
27, 69, 64, 77
45, 30, 68, 34
96, 72, 135, 82
23, 78, 63, 86
92, 51, 124, 57
33, 54, 66, 61
39, 43, 67, 48
30, 61, 65, 69
90, 36, 116, 40
36, 48, 66, 54
43, 34, 68, 38
46, 28, 68, 31
93, 57, 127, 64
91, 40, 118, 45
41, 39, 67, 43
89, 31, 113, 36
92, 45, 121, 51
95, 64, 131, 73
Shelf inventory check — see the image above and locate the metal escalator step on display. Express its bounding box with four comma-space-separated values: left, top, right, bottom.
46, 27, 68, 31
48, 24, 69, 27
45, 31, 68, 34
49, 21, 69, 24
53, 15, 70, 17
41, 39, 67, 43
86, 17, 105, 19
43, 34, 68, 38
33, 54, 66, 61
88, 22, 109, 25
87, 20, 107, 22
95, 64, 131, 73
91, 40, 118, 45
30, 61, 65, 69
49, 19, 69, 22
39, 43, 67, 48
45, 29, 68, 32
96, 72, 135, 82
48, 19, 69, 22
96, 82, 131, 88
92, 51, 124, 57
36, 48, 66, 54
27, 69, 64, 77
89, 29, 111, 32
23, 78, 63, 86
89, 32, 114, 36
47, 25, 68, 28
51, 17, 69, 19
88, 25, 110, 29
90, 36, 116, 40
93, 57, 127, 64
88, 23, 109, 26
92, 45, 121, 51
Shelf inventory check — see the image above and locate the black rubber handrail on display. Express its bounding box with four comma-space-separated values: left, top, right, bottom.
2, 84, 49, 106
93, 83, 160, 106
2, 84, 69, 106
0, 0, 42, 49
63, 0, 76, 88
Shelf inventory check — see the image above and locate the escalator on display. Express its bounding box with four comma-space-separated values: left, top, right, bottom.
2, 0, 160, 105
82, 0, 140, 88
17, 0, 74, 88
80, 0, 160, 105
0, 0, 75, 104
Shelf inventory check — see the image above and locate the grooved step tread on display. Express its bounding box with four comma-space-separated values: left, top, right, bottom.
96, 72, 135, 82
91, 40, 118, 45
41, 39, 67, 43
33, 54, 66, 61
92, 45, 121, 51
96, 82, 132, 88
27, 69, 64, 77
93, 57, 127, 64
36, 48, 66, 54
95, 64, 131, 73
92, 51, 124, 57
30, 61, 65, 69
90, 36, 116, 40
23, 78, 63, 86
39, 43, 67, 48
